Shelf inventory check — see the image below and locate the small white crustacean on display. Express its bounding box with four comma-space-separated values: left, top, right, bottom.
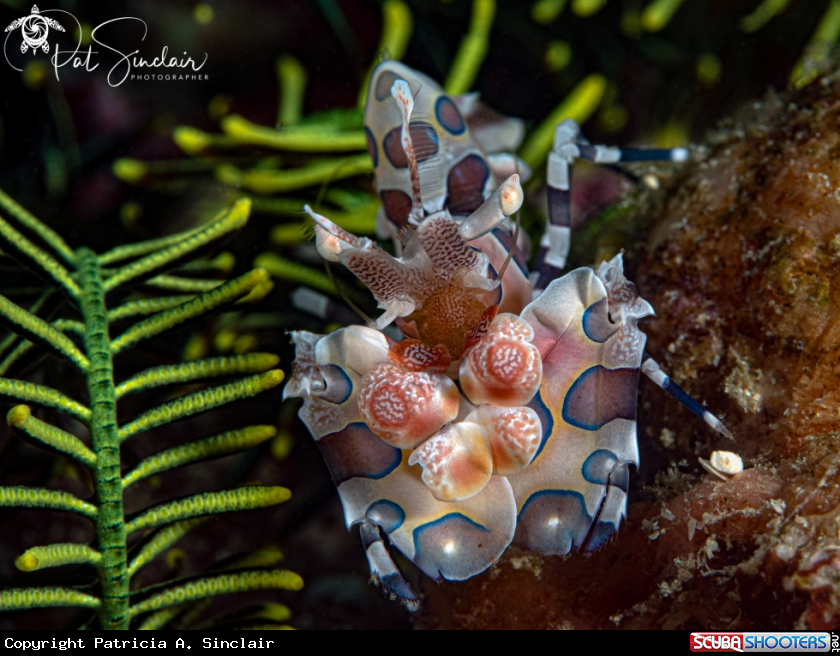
699, 450, 745, 481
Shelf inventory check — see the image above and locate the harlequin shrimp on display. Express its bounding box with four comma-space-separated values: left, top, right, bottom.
283, 61, 732, 609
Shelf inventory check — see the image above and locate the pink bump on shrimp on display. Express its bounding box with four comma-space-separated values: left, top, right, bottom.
408, 422, 493, 502
459, 313, 542, 407
465, 405, 542, 476
388, 339, 451, 373
357, 363, 459, 449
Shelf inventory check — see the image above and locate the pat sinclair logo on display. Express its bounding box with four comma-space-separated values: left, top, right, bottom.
3, 5, 208, 86
4, 5, 64, 54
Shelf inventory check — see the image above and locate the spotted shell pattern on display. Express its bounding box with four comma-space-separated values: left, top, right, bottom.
284, 62, 654, 600
365, 60, 532, 318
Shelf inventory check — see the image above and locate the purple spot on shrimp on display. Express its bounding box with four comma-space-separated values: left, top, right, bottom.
413, 513, 508, 581
435, 96, 466, 135
514, 490, 592, 556
526, 390, 553, 462
366, 499, 406, 533
318, 423, 401, 484
383, 122, 440, 169
581, 449, 619, 485
582, 298, 618, 343
562, 366, 640, 431
446, 154, 489, 216
365, 126, 378, 168
380, 189, 413, 227
374, 70, 404, 101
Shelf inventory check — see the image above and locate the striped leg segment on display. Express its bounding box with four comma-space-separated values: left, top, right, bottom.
359, 521, 420, 612
575, 145, 689, 164
530, 120, 577, 294
641, 355, 733, 440
532, 119, 689, 294
583, 464, 630, 553
290, 287, 362, 326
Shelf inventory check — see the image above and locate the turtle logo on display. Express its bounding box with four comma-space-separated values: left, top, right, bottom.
4, 5, 65, 55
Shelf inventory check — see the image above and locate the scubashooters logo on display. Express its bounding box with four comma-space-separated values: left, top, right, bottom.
690, 632, 832, 653
3, 5, 208, 86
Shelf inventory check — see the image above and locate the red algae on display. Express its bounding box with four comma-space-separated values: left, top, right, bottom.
418, 74, 840, 630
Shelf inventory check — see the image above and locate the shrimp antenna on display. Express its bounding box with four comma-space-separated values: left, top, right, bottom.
323, 259, 374, 327
496, 158, 523, 282
314, 156, 359, 213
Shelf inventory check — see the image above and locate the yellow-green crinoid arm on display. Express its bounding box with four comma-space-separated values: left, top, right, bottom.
0, 587, 101, 612
121, 425, 277, 488
142, 275, 223, 294
216, 153, 372, 195
110, 269, 269, 355
172, 126, 235, 156
790, 0, 840, 88
117, 370, 283, 442
125, 486, 291, 535
0, 215, 80, 300
641, 0, 686, 32
740, 0, 791, 33
115, 353, 279, 399
107, 295, 195, 323
0, 339, 37, 378
254, 252, 366, 303
129, 569, 303, 619
0, 486, 98, 519
175, 252, 236, 277
7, 405, 96, 467
518, 74, 607, 169
15, 543, 101, 572
277, 54, 307, 127
221, 115, 366, 152
98, 206, 230, 267
443, 0, 495, 96
0, 320, 85, 379
137, 606, 184, 631
0, 294, 89, 371
169, 547, 289, 630
128, 518, 208, 578
102, 199, 251, 293
0, 379, 91, 424
357, 0, 413, 108
0, 188, 76, 267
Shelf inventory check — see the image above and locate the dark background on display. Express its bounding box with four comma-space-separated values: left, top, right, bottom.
0, 0, 830, 630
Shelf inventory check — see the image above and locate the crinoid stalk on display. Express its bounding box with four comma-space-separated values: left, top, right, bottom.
0, 190, 301, 630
